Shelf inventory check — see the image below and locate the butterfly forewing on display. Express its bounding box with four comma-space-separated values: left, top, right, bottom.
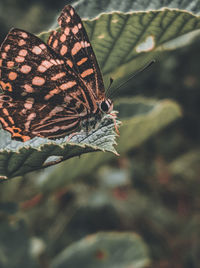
0, 28, 80, 100
48, 5, 105, 101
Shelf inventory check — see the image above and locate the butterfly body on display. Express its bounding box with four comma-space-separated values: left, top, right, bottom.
0, 5, 114, 142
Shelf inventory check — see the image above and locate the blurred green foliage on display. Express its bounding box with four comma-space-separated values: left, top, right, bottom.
0, 1, 200, 268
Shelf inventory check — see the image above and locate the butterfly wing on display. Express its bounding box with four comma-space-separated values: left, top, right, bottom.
0, 28, 93, 141
0, 28, 80, 100
0, 94, 82, 141
0, 5, 106, 142
47, 5, 105, 101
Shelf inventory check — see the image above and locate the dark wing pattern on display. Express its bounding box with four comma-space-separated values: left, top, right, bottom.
0, 94, 81, 141
0, 28, 80, 101
47, 5, 105, 101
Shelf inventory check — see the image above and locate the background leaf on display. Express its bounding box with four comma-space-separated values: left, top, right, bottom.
51, 232, 150, 268
0, 219, 36, 268
1, 1, 200, 268
75, 0, 200, 18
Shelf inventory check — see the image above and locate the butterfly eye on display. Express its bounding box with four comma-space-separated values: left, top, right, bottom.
100, 99, 113, 113
100, 101, 109, 112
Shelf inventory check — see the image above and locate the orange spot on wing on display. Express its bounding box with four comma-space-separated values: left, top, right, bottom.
8, 116, 14, 125
60, 34, 66, 42
24, 84, 34, 93
7, 126, 19, 133
81, 68, 94, 78
0, 117, 8, 127
20, 32, 28, 39
60, 81, 76, 90
20, 65, 32, 74
53, 39, 58, 48
0, 81, 13, 91
71, 42, 81, 55
38, 65, 46, 73
48, 35, 53, 44
38, 60, 53, 72
24, 99, 34, 110
32, 46, 42, 55
42, 60, 53, 68
49, 88, 60, 95
4, 45, 10, 52
1, 53, 7, 59
64, 27, 70, 35
56, 59, 63, 65
6, 126, 30, 141
2, 108, 9, 116
72, 26, 78, 34
44, 88, 60, 100
32, 76, 45, 86
77, 57, 87, 66
65, 17, 71, 23
19, 49, 27, 57
21, 135, 31, 142
50, 59, 57, 65
66, 60, 73, 68
60, 45, 68, 56
39, 44, 46, 50
18, 39, 26, 46
51, 72, 65, 81
70, 8, 74, 16
15, 56, 25, 63
7, 61, 14, 68
8, 72, 17, 80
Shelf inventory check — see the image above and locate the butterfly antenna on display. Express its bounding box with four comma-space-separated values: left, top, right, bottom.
106, 77, 114, 95
108, 60, 155, 99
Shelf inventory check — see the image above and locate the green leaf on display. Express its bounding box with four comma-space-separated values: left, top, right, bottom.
0, 115, 118, 179
40, 9, 200, 81
169, 150, 200, 181
0, 220, 36, 268
39, 97, 181, 192
74, 0, 200, 18
83, 9, 200, 79
116, 97, 182, 153
51, 232, 150, 268
0, 202, 18, 214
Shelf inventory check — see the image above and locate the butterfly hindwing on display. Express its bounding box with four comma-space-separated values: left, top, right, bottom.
0, 94, 81, 141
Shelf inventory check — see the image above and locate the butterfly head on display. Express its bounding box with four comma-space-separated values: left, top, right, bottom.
99, 98, 113, 114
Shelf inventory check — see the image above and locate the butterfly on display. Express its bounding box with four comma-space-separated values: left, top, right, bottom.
0, 5, 115, 142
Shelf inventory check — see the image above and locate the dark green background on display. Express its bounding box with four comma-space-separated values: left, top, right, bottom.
1, 1, 200, 268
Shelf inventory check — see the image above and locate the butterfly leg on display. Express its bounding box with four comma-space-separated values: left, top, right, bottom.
66, 131, 80, 142
109, 112, 120, 135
